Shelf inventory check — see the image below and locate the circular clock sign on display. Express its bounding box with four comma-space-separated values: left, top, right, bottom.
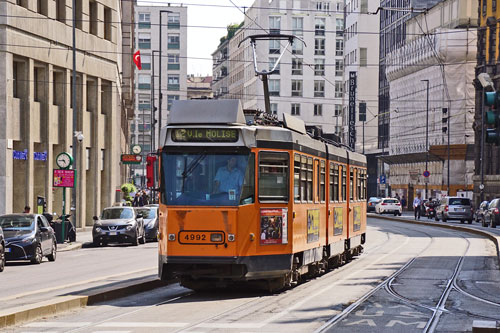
132, 145, 142, 155
56, 152, 73, 169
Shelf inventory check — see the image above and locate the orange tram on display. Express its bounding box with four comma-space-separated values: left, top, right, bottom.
158, 100, 367, 291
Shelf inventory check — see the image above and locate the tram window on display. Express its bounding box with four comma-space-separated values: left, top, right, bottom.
363, 170, 367, 199
240, 153, 255, 205
294, 154, 300, 202
258, 152, 289, 202
300, 155, 307, 201
307, 157, 313, 202
315, 160, 320, 203
320, 161, 326, 202
341, 167, 347, 201
350, 168, 354, 200
329, 163, 334, 202
333, 164, 339, 201
357, 169, 362, 201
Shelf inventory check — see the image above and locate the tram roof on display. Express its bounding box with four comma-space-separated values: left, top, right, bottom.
168, 100, 246, 126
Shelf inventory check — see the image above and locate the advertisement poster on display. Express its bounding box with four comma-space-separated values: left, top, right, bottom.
307, 209, 320, 243
260, 208, 288, 245
353, 206, 361, 232
333, 207, 343, 236
53, 169, 75, 188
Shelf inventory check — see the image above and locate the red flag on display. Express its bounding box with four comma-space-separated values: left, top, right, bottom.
133, 50, 142, 70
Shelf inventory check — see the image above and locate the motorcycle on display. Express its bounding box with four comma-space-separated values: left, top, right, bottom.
425, 202, 438, 219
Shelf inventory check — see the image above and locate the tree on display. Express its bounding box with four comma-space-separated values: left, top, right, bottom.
121, 183, 137, 206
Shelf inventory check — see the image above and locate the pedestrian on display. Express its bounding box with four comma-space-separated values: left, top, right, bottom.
133, 193, 141, 207
413, 193, 422, 220
401, 195, 407, 211
23, 206, 30, 213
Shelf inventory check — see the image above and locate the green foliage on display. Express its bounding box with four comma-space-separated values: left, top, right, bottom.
121, 183, 136, 198
218, 21, 244, 46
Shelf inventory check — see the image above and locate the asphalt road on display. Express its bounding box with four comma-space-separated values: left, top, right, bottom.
5, 217, 500, 333
0, 240, 158, 310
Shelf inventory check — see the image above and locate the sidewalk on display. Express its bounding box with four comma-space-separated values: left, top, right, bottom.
57, 228, 93, 252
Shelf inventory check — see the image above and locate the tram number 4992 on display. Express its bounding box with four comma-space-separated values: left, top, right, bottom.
185, 234, 206, 241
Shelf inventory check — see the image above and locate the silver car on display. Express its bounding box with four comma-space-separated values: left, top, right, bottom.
134, 207, 158, 242
436, 197, 473, 224
92, 207, 145, 246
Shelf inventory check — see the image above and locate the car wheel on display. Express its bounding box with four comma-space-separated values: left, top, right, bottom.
47, 240, 57, 262
132, 230, 139, 246
31, 244, 43, 264
460, 220, 464, 224
468, 219, 472, 224
0, 243, 5, 272
93, 239, 101, 247
442, 217, 447, 223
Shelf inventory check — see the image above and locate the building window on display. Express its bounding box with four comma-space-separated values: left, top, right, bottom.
168, 34, 180, 49
141, 54, 151, 70
37, 0, 48, 16
75, 0, 83, 30
138, 33, 151, 49
335, 81, 343, 98
13, 62, 19, 98
292, 58, 303, 75
315, 18, 325, 36
292, 40, 303, 55
258, 152, 289, 202
315, 58, 325, 76
360, 48, 367, 67
139, 12, 151, 29
269, 57, 279, 74
314, 80, 325, 97
291, 103, 300, 116
168, 75, 180, 90
291, 80, 302, 97
104, 7, 112, 41
335, 60, 344, 76
270, 103, 278, 115
315, 38, 325, 55
101, 149, 105, 171
138, 94, 151, 110
336, 39, 344, 56
56, 0, 66, 23
168, 54, 180, 70
269, 39, 280, 54
168, 12, 180, 28
89, 0, 98, 36
269, 16, 281, 34
138, 74, 151, 89
336, 18, 343, 36
269, 79, 280, 96
167, 94, 179, 110
314, 104, 322, 116
292, 17, 303, 36
335, 104, 342, 116
86, 148, 90, 171
34, 67, 41, 102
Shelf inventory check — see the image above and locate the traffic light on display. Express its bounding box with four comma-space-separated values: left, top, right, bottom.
484, 91, 500, 145
146, 155, 157, 188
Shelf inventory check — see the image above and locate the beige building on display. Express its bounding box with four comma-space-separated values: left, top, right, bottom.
0, 0, 134, 227
187, 75, 213, 100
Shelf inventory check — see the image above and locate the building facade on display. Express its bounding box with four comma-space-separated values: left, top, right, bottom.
0, 0, 133, 227
342, 0, 381, 197
475, 0, 500, 205
235, 0, 345, 134
132, 4, 187, 184
384, 0, 477, 203
212, 39, 230, 99
187, 75, 213, 100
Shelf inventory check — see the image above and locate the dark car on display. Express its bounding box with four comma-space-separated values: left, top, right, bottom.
92, 207, 145, 246
1, 214, 57, 264
0, 227, 5, 272
484, 199, 500, 228
367, 197, 381, 212
475, 201, 490, 226
135, 207, 158, 242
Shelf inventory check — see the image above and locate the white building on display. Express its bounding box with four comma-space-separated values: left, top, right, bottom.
236, 0, 345, 134
384, 0, 477, 199
132, 4, 187, 182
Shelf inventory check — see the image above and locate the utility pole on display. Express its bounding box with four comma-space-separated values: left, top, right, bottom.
158, 10, 172, 148
422, 79, 430, 200
71, 0, 78, 229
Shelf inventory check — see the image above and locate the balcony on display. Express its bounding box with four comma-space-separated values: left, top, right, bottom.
138, 22, 151, 29
142, 63, 151, 70
138, 42, 151, 49
168, 84, 180, 91
168, 63, 180, 70
168, 43, 180, 50
138, 83, 151, 90
138, 103, 151, 111
168, 22, 180, 29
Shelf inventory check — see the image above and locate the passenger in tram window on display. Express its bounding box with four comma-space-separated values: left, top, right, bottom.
214, 157, 244, 198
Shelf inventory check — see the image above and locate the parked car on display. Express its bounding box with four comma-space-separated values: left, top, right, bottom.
435, 197, 473, 224
0, 214, 57, 264
475, 201, 490, 226
375, 198, 402, 216
92, 207, 145, 246
135, 207, 158, 242
484, 198, 500, 228
0, 227, 5, 272
367, 197, 382, 212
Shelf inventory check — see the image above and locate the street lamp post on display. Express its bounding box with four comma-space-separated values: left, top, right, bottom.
422, 79, 430, 200
158, 10, 172, 149
71, 0, 79, 229
151, 50, 159, 154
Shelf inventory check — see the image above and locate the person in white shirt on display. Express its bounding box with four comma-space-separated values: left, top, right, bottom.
413, 193, 422, 220
214, 157, 244, 200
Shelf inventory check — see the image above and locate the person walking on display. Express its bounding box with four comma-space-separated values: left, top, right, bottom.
413, 193, 422, 220
23, 206, 30, 213
401, 195, 407, 211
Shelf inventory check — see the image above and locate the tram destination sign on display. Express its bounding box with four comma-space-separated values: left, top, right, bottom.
172, 128, 239, 143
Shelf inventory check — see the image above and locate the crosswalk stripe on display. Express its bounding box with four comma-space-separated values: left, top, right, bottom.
23, 322, 92, 328
196, 323, 262, 329
91, 331, 131, 333
97, 322, 189, 328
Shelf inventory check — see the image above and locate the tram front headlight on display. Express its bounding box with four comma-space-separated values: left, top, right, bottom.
210, 233, 223, 242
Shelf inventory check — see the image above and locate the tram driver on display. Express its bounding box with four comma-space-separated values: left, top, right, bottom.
214, 156, 244, 200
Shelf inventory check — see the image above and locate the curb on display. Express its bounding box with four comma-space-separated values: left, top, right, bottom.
0, 276, 170, 329
369, 213, 500, 269
57, 243, 83, 252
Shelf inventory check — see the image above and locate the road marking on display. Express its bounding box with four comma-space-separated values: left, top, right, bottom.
0, 267, 156, 302
97, 322, 188, 328
196, 323, 262, 329
92, 331, 131, 333
24, 322, 92, 328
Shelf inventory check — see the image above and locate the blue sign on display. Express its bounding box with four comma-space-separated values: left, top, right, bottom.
13, 149, 28, 160
379, 175, 386, 184
423, 170, 430, 178
34, 151, 47, 161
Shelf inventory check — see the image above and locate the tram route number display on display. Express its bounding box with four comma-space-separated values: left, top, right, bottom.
172, 128, 239, 142
307, 209, 320, 243
260, 208, 288, 245
353, 206, 361, 232
333, 207, 343, 236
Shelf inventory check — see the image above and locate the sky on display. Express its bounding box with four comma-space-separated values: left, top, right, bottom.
138, 0, 256, 76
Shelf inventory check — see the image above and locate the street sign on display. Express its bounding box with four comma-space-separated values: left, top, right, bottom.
53, 169, 76, 188
379, 175, 386, 184
423, 170, 430, 178
121, 154, 142, 164
423, 177, 430, 184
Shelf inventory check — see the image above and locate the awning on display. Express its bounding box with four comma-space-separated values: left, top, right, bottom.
377, 152, 443, 165
376, 144, 474, 165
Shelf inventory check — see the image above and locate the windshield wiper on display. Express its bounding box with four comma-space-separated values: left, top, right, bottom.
181, 153, 207, 191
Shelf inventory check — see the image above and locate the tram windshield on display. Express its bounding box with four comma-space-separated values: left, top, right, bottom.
162, 152, 255, 206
